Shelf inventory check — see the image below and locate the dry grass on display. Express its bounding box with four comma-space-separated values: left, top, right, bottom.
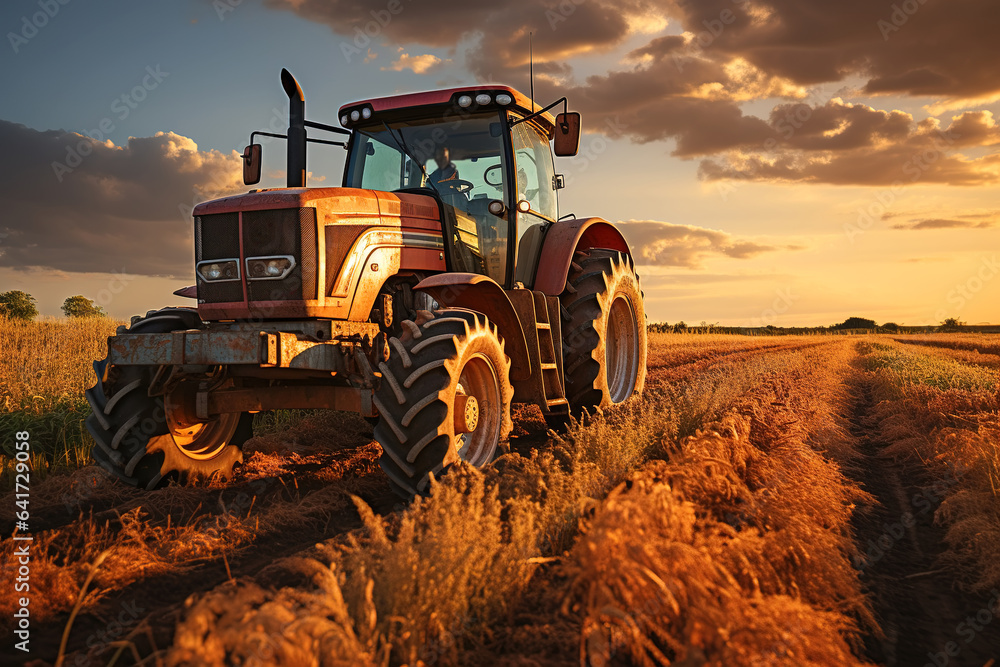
0, 316, 124, 412
891, 333, 1000, 357
858, 339, 1000, 592
0, 316, 125, 486
0, 468, 355, 633
0, 326, 892, 664
563, 341, 873, 666
163, 338, 875, 666
892, 337, 1000, 369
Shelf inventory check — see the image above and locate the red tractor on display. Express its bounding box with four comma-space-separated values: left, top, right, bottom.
86, 70, 646, 498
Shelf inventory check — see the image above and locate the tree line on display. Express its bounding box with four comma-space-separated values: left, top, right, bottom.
0, 290, 106, 320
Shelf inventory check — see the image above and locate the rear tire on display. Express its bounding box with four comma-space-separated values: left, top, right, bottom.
559, 249, 646, 415
85, 308, 252, 489
373, 309, 513, 498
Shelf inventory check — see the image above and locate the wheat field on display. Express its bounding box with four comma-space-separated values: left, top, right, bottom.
1, 320, 998, 665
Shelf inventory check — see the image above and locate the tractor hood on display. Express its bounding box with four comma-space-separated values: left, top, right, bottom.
190, 187, 446, 322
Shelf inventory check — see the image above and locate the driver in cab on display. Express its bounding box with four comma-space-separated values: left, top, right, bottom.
428, 146, 459, 187
427, 145, 470, 211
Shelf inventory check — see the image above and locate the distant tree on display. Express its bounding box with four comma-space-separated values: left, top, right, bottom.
834, 317, 877, 330
0, 291, 38, 321
938, 317, 964, 332
674, 320, 688, 332
61, 295, 106, 318
881, 322, 900, 332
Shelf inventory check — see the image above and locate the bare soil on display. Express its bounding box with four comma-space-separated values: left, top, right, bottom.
848, 371, 1000, 667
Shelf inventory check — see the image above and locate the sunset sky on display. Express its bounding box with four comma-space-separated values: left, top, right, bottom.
1, 0, 998, 326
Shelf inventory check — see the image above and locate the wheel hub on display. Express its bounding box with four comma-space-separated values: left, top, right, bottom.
163, 381, 238, 461
454, 393, 479, 434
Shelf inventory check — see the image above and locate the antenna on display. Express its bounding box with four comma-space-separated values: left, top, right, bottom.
529, 32, 534, 112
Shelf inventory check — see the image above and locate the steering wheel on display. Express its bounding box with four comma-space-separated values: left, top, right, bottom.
484, 164, 503, 187
438, 179, 475, 194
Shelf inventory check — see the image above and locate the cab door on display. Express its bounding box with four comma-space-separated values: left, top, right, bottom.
510, 120, 559, 286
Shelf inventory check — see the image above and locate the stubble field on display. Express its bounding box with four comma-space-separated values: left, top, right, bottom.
1, 319, 998, 666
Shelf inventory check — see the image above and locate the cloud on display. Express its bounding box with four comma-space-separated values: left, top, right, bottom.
271, 0, 1000, 100
890, 218, 996, 231
267, 0, 1000, 190
382, 52, 444, 74
654, 0, 1000, 99
264, 0, 656, 83
616, 220, 795, 268
697, 106, 1000, 186
0, 120, 243, 277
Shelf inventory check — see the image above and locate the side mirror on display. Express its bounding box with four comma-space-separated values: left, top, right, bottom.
553, 112, 581, 157
243, 144, 262, 185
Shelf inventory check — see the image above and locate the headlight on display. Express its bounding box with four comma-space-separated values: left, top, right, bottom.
350, 110, 360, 121
197, 260, 239, 282
246, 256, 295, 280
495, 93, 513, 105
340, 114, 348, 125
361, 107, 372, 119
457, 95, 472, 108
475, 93, 492, 105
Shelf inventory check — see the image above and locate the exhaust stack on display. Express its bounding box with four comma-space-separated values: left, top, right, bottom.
281, 68, 306, 188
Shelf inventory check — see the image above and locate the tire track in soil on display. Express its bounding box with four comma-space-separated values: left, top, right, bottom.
848, 360, 1000, 667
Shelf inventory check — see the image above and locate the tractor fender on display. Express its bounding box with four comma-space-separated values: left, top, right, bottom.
533, 217, 631, 295
413, 273, 532, 382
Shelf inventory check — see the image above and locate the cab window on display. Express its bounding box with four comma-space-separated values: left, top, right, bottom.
511, 120, 557, 285
345, 114, 510, 284
511, 122, 557, 222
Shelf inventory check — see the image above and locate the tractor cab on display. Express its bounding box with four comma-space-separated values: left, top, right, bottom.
338, 86, 576, 289
243, 79, 581, 291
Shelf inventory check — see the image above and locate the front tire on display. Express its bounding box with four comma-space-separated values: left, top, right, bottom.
85, 308, 252, 489
559, 249, 647, 415
373, 309, 513, 498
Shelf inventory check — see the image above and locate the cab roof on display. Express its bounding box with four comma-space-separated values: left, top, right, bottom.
339, 85, 556, 137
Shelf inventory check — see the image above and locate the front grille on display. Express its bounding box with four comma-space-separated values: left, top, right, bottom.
243, 209, 305, 302
195, 208, 316, 305
195, 213, 243, 304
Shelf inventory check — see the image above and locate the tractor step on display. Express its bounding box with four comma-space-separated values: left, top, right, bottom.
508, 289, 567, 413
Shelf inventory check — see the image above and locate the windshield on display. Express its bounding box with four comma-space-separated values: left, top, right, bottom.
345, 113, 507, 200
